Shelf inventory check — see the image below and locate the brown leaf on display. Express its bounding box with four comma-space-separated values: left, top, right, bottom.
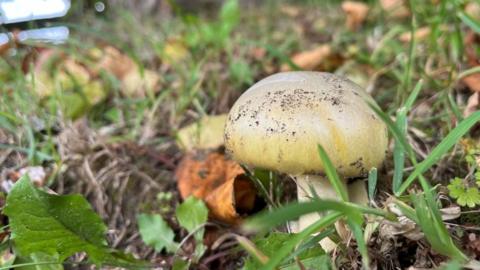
90, 45, 160, 97
176, 152, 258, 224
399, 27, 431, 43
280, 4, 301, 17
464, 92, 480, 117
281, 45, 332, 71
91, 46, 135, 79
342, 1, 369, 31
380, 0, 410, 18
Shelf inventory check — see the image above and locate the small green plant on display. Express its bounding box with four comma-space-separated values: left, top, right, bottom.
138, 196, 209, 269
447, 144, 480, 208
448, 177, 480, 207
3, 176, 145, 269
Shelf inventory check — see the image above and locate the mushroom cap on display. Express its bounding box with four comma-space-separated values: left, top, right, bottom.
224, 71, 388, 176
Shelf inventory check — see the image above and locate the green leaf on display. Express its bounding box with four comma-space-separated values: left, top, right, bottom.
172, 258, 190, 270
137, 214, 178, 253
458, 11, 480, 34
176, 197, 208, 260
447, 178, 465, 199
3, 177, 144, 268
14, 253, 62, 270
176, 196, 208, 234
457, 188, 480, 208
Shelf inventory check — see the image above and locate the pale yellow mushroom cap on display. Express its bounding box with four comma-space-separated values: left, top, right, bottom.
224, 71, 388, 177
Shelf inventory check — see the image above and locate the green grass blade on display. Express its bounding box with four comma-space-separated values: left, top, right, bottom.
347, 220, 370, 269
396, 111, 480, 195
259, 212, 342, 270
458, 11, 480, 34
393, 80, 423, 193
368, 102, 416, 161
393, 108, 407, 193
368, 168, 377, 201
404, 79, 424, 112
243, 200, 363, 233
412, 192, 467, 261
317, 144, 348, 201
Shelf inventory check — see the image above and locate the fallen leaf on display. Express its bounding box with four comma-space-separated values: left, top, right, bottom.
342, 1, 369, 31
464, 92, 480, 117
380, 0, 410, 18
91, 46, 134, 79
280, 4, 301, 17
91, 45, 160, 97
281, 44, 332, 71
380, 217, 424, 241
176, 114, 228, 152
162, 39, 189, 66
249, 47, 267, 61
175, 151, 258, 224
399, 27, 431, 43
439, 206, 461, 221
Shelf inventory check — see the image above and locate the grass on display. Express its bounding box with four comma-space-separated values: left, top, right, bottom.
1, 0, 480, 269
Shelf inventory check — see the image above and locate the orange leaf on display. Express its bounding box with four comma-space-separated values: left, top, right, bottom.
342, 1, 369, 31
463, 73, 480, 93
380, 0, 410, 18
176, 152, 258, 224
281, 45, 332, 71
399, 27, 431, 43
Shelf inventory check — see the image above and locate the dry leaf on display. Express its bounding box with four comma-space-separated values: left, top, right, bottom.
249, 47, 267, 61
439, 206, 461, 221
464, 92, 480, 117
342, 1, 369, 31
380, 0, 410, 18
176, 152, 258, 224
399, 27, 431, 43
280, 4, 301, 17
281, 45, 332, 71
163, 39, 189, 66
176, 114, 228, 152
91, 45, 160, 97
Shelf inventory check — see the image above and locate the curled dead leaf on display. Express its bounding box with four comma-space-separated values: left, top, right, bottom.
281, 45, 332, 71
176, 151, 259, 224
341, 1, 369, 31
176, 114, 228, 152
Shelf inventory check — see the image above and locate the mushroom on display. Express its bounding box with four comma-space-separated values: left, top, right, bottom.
224, 71, 388, 249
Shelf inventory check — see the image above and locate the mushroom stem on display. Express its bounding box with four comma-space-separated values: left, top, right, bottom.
295, 174, 350, 252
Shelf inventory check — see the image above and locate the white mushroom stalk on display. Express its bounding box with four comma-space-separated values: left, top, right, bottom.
224, 71, 387, 251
